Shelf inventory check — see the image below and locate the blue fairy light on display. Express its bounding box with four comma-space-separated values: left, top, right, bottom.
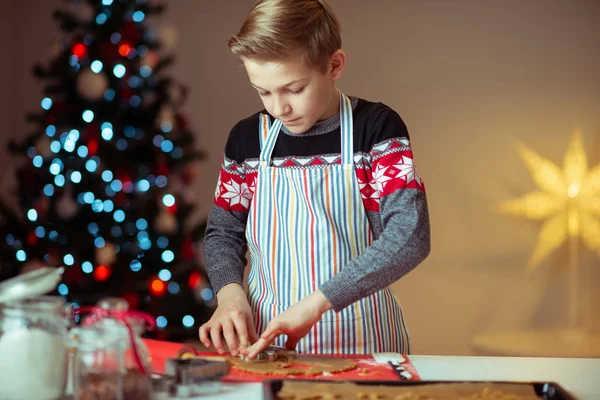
102, 170, 114, 183
69, 55, 79, 67
161, 250, 175, 263
110, 32, 121, 44
156, 316, 167, 328
63, 254, 74, 266
153, 135, 164, 147
102, 0, 113, 6
160, 122, 172, 133
105, 187, 116, 197
43, 184, 55, 196
27, 209, 38, 222
82, 110, 94, 123
116, 139, 128, 150
162, 194, 175, 207
129, 96, 141, 108
49, 159, 63, 175
124, 125, 135, 138
101, 127, 113, 141
157, 237, 168, 248
128, 76, 142, 88
136, 231, 149, 242
130, 259, 142, 272
110, 180, 123, 192
200, 288, 214, 301
161, 140, 174, 153
32, 156, 43, 168
139, 240, 151, 251
155, 175, 167, 188
96, 13, 108, 25
27, 147, 35, 158
77, 193, 86, 204
138, 45, 148, 55
16, 250, 26, 262
85, 159, 98, 173
77, 146, 89, 157
104, 88, 116, 101
41, 97, 52, 110
91, 60, 103, 73
35, 226, 46, 238
113, 210, 125, 222
94, 237, 106, 248
82, 262, 93, 274
70, 171, 82, 183
172, 147, 183, 159
46, 125, 56, 137
137, 179, 150, 192
113, 64, 126, 78
136, 218, 148, 230
54, 175, 66, 187
168, 282, 180, 294
64, 140, 76, 152
88, 222, 99, 235
182, 315, 195, 328
134, 128, 144, 140
58, 284, 69, 296
103, 200, 114, 212
69, 129, 80, 141
140, 65, 152, 78
5, 234, 15, 245
158, 269, 171, 281
49, 231, 59, 241
83, 192, 95, 204
92, 199, 104, 212
110, 224, 122, 236
132, 11, 145, 22
101, 121, 113, 130
50, 141, 61, 154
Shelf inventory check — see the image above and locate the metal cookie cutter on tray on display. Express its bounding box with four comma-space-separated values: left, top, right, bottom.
156, 356, 231, 398
239, 345, 297, 362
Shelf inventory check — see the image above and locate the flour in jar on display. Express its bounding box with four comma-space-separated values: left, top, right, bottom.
0, 328, 67, 400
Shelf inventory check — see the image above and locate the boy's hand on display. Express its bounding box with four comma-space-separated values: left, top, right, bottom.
198, 283, 258, 356
240, 290, 333, 359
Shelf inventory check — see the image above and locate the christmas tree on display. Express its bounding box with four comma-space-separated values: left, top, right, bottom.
0, 0, 215, 341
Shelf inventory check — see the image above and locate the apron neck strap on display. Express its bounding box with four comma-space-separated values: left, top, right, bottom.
259, 92, 354, 165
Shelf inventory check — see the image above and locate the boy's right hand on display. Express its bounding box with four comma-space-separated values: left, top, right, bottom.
198, 283, 258, 356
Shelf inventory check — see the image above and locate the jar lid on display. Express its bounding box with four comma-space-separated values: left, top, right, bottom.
0, 267, 64, 303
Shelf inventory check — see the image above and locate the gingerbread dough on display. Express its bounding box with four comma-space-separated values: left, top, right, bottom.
276, 381, 541, 400
228, 354, 356, 376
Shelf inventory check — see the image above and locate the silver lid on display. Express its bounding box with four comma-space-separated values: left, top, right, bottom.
0, 267, 64, 303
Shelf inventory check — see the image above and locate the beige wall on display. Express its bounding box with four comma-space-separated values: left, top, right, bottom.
3, 0, 600, 355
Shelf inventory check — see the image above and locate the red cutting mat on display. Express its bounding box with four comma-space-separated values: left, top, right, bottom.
143, 339, 420, 382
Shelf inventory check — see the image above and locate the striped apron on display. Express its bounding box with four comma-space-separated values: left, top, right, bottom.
246, 93, 410, 354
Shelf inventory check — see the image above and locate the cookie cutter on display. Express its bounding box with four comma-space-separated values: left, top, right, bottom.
164, 357, 231, 397
239, 345, 297, 362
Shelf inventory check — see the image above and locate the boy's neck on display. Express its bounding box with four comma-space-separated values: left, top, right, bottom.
317, 88, 341, 122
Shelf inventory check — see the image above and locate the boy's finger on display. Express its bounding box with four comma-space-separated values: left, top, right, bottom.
210, 325, 225, 354
221, 320, 239, 356
232, 318, 250, 350
198, 324, 212, 348
245, 337, 271, 360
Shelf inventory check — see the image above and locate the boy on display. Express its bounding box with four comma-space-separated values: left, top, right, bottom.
200, 0, 430, 359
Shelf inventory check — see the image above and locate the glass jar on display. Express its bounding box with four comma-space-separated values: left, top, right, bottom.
0, 296, 69, 400
70, 297, 153, 400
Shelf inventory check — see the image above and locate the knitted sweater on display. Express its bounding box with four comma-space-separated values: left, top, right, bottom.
204, 97, 430, 312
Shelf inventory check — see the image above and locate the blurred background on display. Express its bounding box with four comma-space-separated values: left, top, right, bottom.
0, 0, 598, 356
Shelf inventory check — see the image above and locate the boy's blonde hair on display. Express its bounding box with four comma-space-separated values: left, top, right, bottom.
228, 0, 341, 73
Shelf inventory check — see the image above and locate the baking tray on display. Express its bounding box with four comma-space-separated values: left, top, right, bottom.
264, 379, 576, 399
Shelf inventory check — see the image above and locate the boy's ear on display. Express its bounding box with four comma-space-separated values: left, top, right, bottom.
329, 49, 346, 80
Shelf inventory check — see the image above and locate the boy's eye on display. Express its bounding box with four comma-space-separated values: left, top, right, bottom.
258, 91, 270, 97
288, 87, 305, 95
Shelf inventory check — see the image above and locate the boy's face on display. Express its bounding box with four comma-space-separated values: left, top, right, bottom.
242, 54, 341, 134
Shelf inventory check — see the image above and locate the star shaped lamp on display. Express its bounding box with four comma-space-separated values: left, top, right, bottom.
498, 129, 600, 269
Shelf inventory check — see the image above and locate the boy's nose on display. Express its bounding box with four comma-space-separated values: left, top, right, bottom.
273, 97, 291, 118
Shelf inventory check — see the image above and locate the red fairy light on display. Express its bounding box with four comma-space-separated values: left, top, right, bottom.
27, 232, 37, 246
118, 42, 133, 57
72, 42, 87, 58
94, 265, 111, 281
150, 278, 167, 296
188, 272, 201, 289
88, 139, 98, 156
167, 203, 177, 214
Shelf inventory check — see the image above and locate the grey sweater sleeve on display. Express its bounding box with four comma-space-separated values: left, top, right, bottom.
203, 205, 249, 294
318, 188, 431, 312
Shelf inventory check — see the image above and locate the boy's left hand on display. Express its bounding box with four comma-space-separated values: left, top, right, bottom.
240, 290, 333, 359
